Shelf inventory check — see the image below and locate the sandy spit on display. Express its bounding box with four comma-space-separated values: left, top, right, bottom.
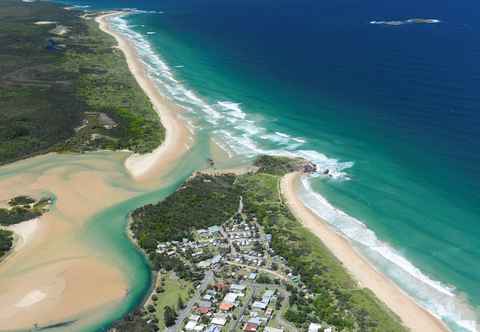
280, 172, 450, 332
6, 218, 40, 252
96, 12, 192, 181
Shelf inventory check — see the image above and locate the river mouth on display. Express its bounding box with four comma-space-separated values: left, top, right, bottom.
0, 151, 182, 331
0, 130, 247, 331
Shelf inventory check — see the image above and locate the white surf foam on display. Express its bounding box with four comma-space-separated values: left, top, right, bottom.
217, 101, 246, 119
109, 13, 478, 332
299, 176, 478, 332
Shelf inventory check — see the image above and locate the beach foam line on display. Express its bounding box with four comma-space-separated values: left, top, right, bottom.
100, 11, 477, 331
96, 12, 192, 180
298, 175, 478, 332
282, 173, 453, 332
106, 13, 318, 161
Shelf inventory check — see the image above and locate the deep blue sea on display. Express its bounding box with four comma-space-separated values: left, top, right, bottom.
61, 0, 480, 330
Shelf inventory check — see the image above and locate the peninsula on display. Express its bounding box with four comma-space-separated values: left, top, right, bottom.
0, 1, 455, 332
110, 155, 448, 332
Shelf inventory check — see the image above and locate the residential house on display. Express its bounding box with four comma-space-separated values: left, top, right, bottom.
308, 323, 322, 332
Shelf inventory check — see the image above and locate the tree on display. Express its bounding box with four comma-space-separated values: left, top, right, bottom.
177, 296, 185, 310
147, 304, 155, 313
164, 306, 177, 327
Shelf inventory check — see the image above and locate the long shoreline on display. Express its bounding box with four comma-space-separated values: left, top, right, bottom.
281, 172, 450, 332
98, 10, 450, 331
0, 9, 192, 332
96, 12, 192, 181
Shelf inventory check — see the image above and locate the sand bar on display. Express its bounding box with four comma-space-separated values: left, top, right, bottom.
6, 217, 40, 252
0, 10, 192, 332
96, 12, 192, 181
281, 172, 450, 332
0, 155, 134, 331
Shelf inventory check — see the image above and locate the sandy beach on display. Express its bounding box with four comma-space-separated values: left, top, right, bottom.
96, 12, 192, 181
6, 217, 40, 252
0, 11, 194, 331
281, 172, 450, 332
0, 7, 455, 332
0, 156, 135, 331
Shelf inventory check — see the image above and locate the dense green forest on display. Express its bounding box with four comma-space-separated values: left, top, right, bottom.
131, 173, 242, 252
127, 156, 406, 331
0, 0, 164, 165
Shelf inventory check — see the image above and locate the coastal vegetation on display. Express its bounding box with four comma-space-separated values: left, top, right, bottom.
0, 230, 14, 258
0, 195, 48, 258
0, 196, 50, 226
151, 272, 192, 330
0, 0, 164, 165
253, 155, 315, 176
238, 173, 405, 331
130, 174, 241, 251
117, 156, 407, 331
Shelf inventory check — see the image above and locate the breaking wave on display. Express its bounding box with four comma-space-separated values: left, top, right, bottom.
109, 12, 478, 332
299, 177, 478, 332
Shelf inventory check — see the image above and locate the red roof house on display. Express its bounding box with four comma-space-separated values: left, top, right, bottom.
244, 323, 258, 332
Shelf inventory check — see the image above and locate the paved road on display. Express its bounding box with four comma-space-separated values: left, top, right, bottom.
224, 261, 288, 282
231, 284, 257, 331
167, 270, 214, 332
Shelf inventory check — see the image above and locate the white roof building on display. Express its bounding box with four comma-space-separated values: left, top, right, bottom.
308, 323, 322, 332
230, 284, 247, 292
185, 321, 197, 331
208, 225, 221, 233
189, 314, 201, 322
223, 292, 240, 304
247, 317, 262, 325
197, 260, 211, 269
265, 328, 284, 332
252, 301, 268, 310
194, 324, 206, 331
211, 316, 227, 326
211, 255, 222, 265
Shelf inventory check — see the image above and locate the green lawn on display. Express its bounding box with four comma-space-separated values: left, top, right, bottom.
152, 272, 193, 330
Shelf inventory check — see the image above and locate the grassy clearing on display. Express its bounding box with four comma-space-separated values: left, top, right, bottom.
150, 272, 193, 330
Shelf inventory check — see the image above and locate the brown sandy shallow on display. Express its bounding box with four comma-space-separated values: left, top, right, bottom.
0, 155, 135, 331
281, 172, 450, 332
0, 11, 196, 330
0, 9, 453, 332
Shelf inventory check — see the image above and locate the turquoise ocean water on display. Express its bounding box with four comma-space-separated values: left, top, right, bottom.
57, 1, 480, 331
